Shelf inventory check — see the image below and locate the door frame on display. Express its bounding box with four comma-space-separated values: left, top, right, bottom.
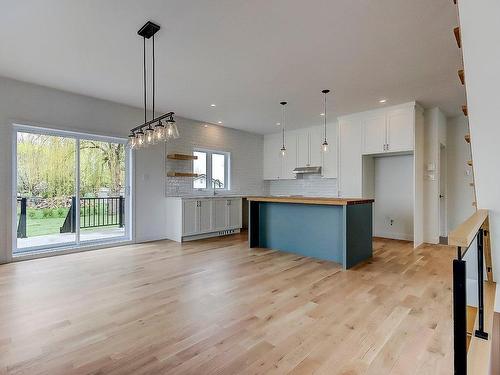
438, 143, 448, 239
11, 123, 133, 258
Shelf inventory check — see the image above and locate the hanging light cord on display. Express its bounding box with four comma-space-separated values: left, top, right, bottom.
152, 35, 155, 120
282, 105, 285, 148
143, 37, 147, 124
324, 92, 327, 141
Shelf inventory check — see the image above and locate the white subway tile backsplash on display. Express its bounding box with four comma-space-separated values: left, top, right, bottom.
265, 175, 338, 197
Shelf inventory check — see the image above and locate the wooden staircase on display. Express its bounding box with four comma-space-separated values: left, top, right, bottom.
451, 2, 477, 215
451, 2, 496, 373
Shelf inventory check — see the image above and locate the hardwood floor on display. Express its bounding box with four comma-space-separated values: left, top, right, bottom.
0, 233, 454, 374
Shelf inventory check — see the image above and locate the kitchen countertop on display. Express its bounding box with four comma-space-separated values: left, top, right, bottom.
167, 194, 252, 199
247, 196, 374, 206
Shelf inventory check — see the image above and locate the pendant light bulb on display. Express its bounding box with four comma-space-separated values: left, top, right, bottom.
280, 146, 286, 157
128, 133, 137, 150
322, 140, 329, 153
167, 119, 180, 139
154, 120, 166, 142
136, 129, 145, 147
145, 125, 155, 145
321, 89, 331, 153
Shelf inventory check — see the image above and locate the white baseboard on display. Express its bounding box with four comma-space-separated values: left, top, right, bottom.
374, 231, 414, 241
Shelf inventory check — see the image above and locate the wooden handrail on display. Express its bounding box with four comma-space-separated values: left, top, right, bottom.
449, 209, 489, 247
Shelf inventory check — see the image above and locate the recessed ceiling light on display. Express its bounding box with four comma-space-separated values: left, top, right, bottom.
379, 99, 387, 103
210, 104, 216, 107
218, 121, 223, 124
276, 122, 281, 126
320, 113, 325, 116
204, 124, 208, 128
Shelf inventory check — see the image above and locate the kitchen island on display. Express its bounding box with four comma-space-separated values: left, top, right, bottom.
247, 196, 374, 269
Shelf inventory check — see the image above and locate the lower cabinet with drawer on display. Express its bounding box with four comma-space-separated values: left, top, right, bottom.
166, 197, 242, 242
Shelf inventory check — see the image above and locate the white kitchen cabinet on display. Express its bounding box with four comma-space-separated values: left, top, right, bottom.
199, 199, 212, 233
361, 105, 415, 155
309, 125, 323, 167
362, 114, 387, 154
295, 126, 322, 168
386, 108, 414, 152
282, 132, 297, 179
166, 197, 243, 242
228, 198, 242, 228
182, 199, 199, 236
213, 198, 228, 231
321, 122, 338, 178
338, 116, 363, 197
263, 133, 283, 180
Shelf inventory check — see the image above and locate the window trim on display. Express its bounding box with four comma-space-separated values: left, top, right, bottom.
193, 148, 231, 191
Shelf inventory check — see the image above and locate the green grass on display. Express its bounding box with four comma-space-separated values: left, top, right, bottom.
17, 207, 121, 237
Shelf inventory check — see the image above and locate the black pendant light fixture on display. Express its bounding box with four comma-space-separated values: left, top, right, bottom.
321, 89, 330, 153
129, 21, 178, 150
280, 101, 287, 157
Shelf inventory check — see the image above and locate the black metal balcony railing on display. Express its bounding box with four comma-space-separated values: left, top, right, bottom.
60, 196, 125, 234
449, 209, 490, 375
15, 196, 125, 238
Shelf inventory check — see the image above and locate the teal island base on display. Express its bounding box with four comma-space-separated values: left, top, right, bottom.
248, 197, 374, 269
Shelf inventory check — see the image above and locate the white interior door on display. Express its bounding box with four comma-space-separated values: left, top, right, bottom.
439, 144, 447, 238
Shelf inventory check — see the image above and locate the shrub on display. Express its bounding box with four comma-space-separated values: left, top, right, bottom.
57, 208, 66, 218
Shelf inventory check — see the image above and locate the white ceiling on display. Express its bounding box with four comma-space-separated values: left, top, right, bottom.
0, 0, 464, 134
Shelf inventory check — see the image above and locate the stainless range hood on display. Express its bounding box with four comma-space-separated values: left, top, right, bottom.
292, 166, 322, 174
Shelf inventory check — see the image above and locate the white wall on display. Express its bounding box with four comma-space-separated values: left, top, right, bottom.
446, 115, 475, 232
423, 107, 447, 243
0, 76, 264, 261
373, 155, 414, 240
458, 0, 500, 282
165, 120, 264, 197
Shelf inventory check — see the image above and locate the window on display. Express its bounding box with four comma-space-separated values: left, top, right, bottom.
193, 149, 230, 190
13, 125, 131, 256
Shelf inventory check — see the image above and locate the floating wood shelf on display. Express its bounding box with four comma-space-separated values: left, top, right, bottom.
462, 105, 468, 117
167, 172, 199, 177
167, 153, 198, 160
454, 27, 461, 48
465, 134, 471, 143
458, 69, 465, 85
467, 160, 473, 167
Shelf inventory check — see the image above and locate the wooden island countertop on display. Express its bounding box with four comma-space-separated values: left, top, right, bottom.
247, 196, 374, 206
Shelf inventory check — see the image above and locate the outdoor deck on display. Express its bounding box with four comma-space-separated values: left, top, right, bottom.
16, 228, 126, 253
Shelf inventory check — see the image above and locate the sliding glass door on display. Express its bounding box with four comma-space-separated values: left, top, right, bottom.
14, 126, 131, 255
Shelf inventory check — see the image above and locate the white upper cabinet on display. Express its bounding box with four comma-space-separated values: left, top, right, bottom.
362, 114, 387, 154
309, 126, 323, 168
322, 122, 338, 179
263, 124, 338, 180
282, 132, 297, 179
338, 117, 363, 197
361, 104, 415, 155
386, 108, 414, 152
263, 133, 282, 180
